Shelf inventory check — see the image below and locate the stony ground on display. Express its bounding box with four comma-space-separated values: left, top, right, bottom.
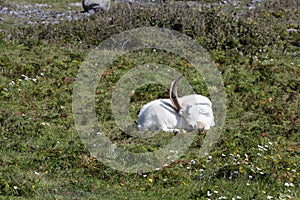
0, 0, 267, 31
0, 1, 84, 30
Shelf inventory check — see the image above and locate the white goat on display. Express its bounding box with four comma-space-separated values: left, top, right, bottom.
137, 75, 215, 133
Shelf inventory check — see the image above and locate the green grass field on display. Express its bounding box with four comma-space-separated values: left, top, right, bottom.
0, 0, 299, 199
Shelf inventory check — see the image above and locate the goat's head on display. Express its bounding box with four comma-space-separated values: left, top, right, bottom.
169, 75, 213, 131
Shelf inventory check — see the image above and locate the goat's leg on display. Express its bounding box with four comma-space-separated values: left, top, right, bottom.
161, 126, 180, 133
161, 126, 186, 135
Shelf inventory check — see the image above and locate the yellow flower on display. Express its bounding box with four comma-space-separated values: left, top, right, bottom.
276, 154, 281, 159
32, 185, 35, 190
239, 166, 244, 173
148, 178, 153, 183
5, 183, 9, 191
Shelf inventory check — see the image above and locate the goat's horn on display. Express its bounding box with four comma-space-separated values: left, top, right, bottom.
169, 75, 183, 112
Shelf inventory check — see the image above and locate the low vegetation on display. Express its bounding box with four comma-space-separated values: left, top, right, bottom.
0, 0, 299, 199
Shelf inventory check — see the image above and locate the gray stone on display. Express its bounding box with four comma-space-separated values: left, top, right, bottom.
82, 0, 110, 12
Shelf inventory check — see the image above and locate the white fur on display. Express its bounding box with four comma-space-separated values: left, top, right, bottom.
137, 94, 215, 133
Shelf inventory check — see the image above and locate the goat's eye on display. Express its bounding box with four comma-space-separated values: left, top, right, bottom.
199, 107, 209, 114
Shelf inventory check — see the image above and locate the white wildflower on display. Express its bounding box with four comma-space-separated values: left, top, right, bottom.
257, 153, 262, 157
21, 74, 29, 80
258, 145, 267, 151
207, 190, 212, 197
284, 182, 290, 187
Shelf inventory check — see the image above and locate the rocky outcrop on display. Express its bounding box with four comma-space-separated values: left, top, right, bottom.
82, 0, 110, 12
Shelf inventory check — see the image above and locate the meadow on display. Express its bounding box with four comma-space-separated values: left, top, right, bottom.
0, 0, 299, 199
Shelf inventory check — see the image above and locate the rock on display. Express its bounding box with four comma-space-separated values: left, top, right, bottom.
0, 6, 8, 14
82, 0, 110, 12
115, 0, 165, 6
69, 3, 82, 7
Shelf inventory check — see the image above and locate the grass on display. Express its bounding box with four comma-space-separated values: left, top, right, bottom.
0, 0, 299, 199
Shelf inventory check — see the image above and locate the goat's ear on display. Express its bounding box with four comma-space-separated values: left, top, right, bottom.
186, 104, 193, 114
179, 104, 192, 116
